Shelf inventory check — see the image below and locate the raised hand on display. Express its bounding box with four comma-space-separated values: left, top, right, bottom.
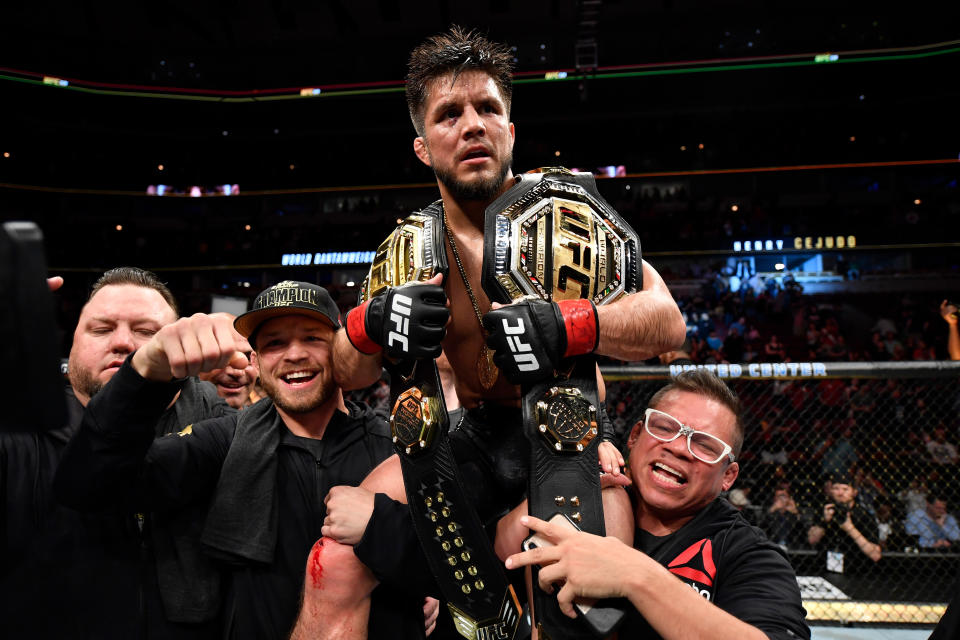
131, 313, 248, 381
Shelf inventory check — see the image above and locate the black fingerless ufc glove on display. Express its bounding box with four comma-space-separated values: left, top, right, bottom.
482, 298, 598, 385
345, 283, 449, 360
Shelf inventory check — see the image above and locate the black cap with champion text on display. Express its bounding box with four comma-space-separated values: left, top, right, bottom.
234, 281, 341, 343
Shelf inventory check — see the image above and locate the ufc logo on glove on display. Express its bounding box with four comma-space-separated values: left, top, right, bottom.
501, 317, 540, 372
387, 294, 412, 352
344, 281, 448, 360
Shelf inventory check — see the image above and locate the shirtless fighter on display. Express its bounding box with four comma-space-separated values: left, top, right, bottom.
291, 27, 686, 640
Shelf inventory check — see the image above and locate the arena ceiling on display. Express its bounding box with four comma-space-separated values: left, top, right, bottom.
1, 2, 957, 190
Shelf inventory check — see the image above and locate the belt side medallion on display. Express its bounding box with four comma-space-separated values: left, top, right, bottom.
535, 387, 598, 453
391, 387, 441, 456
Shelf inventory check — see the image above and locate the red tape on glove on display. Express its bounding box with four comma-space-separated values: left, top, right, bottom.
345, 300, 381, 355
557, 298, 599, 357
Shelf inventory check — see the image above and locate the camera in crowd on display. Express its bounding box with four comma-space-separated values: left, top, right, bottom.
830, 503, 849, 524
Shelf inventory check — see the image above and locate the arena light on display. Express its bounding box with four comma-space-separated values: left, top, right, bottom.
146, 183, 239, 196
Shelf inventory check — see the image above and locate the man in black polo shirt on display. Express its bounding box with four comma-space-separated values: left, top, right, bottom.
506, 370, 810, 640
55, 281, 421, 639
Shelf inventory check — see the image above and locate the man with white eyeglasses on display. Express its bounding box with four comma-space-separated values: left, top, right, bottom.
507, 369, 809, 639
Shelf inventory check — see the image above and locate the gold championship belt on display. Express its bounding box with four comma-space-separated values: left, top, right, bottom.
482, 166, 640, 306
360, 210, 444, 302
482, 168, 641, 639
358, 202, 522, 640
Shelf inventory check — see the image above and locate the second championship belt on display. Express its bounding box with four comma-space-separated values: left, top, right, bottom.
482, 168, 641, 639
360, 203, 522, 640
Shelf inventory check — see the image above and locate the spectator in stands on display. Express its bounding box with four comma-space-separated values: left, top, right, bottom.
883, 330, 903, 358
782, 271, 802, 296
760, 484, 803, 548
706, 329, 723, 351
869, 331, 889, 361
763, 334, 786, 361
926, 425, 959, 466
940, 300, 960, 360
908, 337, 936, 360
898, 477, 929, 515
847, 380, 877, 420
728, 315, 747, 337
807, 474, 881, 577
816, 378, 848, 420
874, 498, 909, 552
905, 491, 960, 549
851, 467, 885, 515
825, 335, 849, 361
813, 425, 858, 481
805, 321, 821, 350
758, 419, 789, 465
872, 315, 897, 337
723, 326, 745, 362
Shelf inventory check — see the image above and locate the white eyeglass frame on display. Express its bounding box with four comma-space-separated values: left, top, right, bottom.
643, 407, 735, 464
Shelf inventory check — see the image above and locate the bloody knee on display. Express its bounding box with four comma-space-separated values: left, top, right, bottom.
303, 537, 377, 604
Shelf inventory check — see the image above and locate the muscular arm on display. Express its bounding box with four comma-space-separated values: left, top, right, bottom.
332, 328, 384, 391
595, 260, 686, 362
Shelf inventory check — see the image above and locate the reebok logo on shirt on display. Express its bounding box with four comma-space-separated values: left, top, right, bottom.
668, 538, 716, 599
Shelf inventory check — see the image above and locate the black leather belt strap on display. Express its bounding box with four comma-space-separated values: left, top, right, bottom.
388, 359, 521, 640
522, 356, 619, 638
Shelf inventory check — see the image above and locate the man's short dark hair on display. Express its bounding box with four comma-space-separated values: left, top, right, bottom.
648, 369, 745, 458
88, 267, 179, 317
406, 25, 514, 136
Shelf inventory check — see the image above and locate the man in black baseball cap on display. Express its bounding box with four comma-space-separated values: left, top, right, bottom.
235, 280, 342, 342
56, 280, 428, 639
